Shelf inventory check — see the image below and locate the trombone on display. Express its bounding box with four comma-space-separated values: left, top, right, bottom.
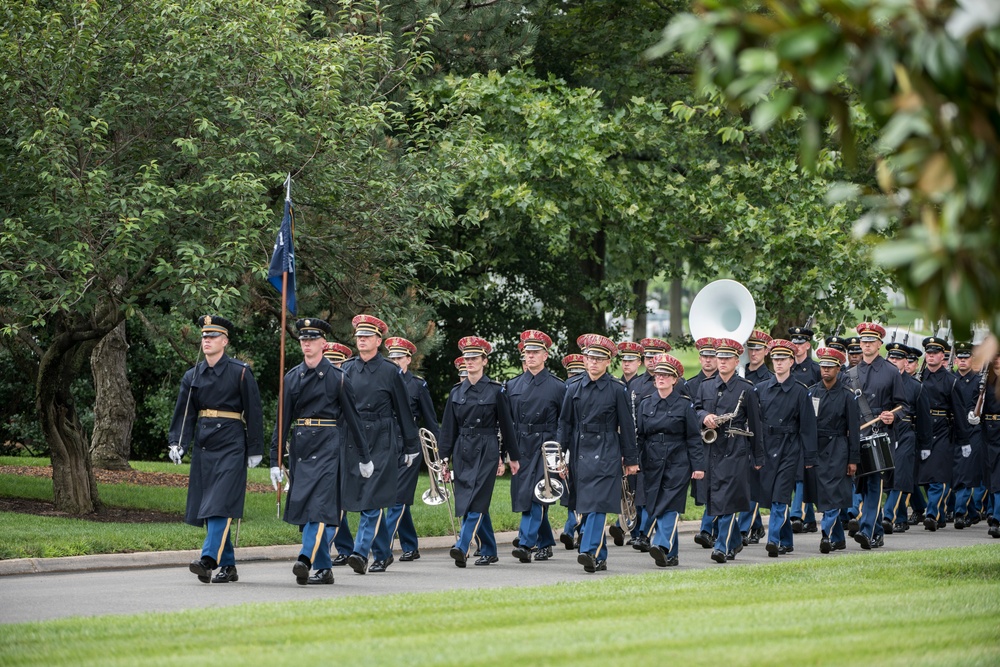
533, 441, 568, 504
419, 427, 458, 538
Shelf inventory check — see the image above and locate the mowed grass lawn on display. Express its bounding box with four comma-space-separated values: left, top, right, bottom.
2, 546, 999, 666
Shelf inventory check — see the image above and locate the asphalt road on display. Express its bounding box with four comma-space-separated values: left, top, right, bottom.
2, 522, 996, 625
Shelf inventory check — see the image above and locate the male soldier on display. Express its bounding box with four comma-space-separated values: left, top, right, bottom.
324, 341, 358, 562
455, 356, 468, 379
744, 329, 774, 385
509, 330, 565, 563
695, 338, 764, 563
825, 336, 849, 371
339, 314, 419, 574
789, 325, 822, 387
562, 354, 586, 379
383, 336, 440, 562
323, 342, 353, 367
905, 345, 922, 377
559, 352, 587, 548
952, 341, 986, 527
618, 340, 645, 387
846, 337, 863, 369
917, 336, 970, 530
689, 337, 721, 549
883, 342, 930, 532
270, 318, 370, 585
169, 315, 264, 584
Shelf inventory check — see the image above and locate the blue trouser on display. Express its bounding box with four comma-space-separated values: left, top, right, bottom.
953, 486, 973, 517
884, 490, 909, 524
328, 511, 354, 555
738, 502, 762, 534
300, 521, 332, 570
925, 483, 950, 520
790, 481, 816, 523
651, 511, 680, 558
713, 513, 742, 554
456, 511, 496, 557
537, 506, 556, 548
821, 509, 845, 544
857, 475, 885, 540
579, 513, 609, 561
564, 510, 581, 539
768, 502, 793, 548
385, 503, 419, 553
202, 516, 236, 567
353, 508, 391, 560
700, 509, 719, 537
989, 492, 999, 520
909, 485, 927, 514
971, 486, 988, 517
639, 506, 655, 538
518, 501, 552, 549
633, 506, 650, 539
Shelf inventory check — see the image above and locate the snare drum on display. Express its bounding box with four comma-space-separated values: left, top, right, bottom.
858, 432, 894, 477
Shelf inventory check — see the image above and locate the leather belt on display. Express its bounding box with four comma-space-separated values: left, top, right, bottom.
359, 411, 392, 420
296, 418, 337, 427
929, 409, 951, 417
817, 429, 846, 438
198, 409, 242, 420
519, 423, 557, 433
644, 433, 671, 442
766, 425, 796, 435
580, 424, 616, 433
459, 427, 496, 435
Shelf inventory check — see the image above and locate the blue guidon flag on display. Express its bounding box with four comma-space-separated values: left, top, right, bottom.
267, 197, 296, 315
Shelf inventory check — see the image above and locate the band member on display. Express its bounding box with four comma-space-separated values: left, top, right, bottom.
952, 341, 986, 527
455, 356, 468, 379
556, 334, 638, 573
917, 336, 970, 530
637, 354, 704, 567
689, 337, 720, 548
169, 315, 264, 584
339, 314, 419, 575
789, 325, 822, 387
508, 330, 564, 563
618, 341, 645, 387
559, 352, 587, 547
846, 337, 863, 369
971, 354, 1000, 538
905, 346, 922, 377
324, 341, 356, 562
323, 342, 353, 367
756, 339, 818, 557
562, 354, 586, 379
826, 336, 850, 371
846, 322, 906, 549
809, 347, 860, 553
270, 318, 370, 585
383, 336, 440, 562
440, 336, 521, 567
744, 329, 774, 385
694, 338, 764, 563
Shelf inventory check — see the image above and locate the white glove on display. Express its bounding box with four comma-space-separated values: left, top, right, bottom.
270, 466, 283, 489
404, 452, 420, 468
920, 449, 931, 460
168, 445, 182, 465
961, 444, 972, 458
360, 460, 374, 478
968, 410, 981, 426
248, 454, 262, 468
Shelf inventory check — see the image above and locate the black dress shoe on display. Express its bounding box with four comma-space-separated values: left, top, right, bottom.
473, 547, 481, 557
512, 537, 520, 548
533, 546, 553, 561
725, 551, 736, 561
855, 533, 872, 550
189, 557, 214, 583
694, 531, 714, 549
474, 555, 499, 566
937, 518, 947, 529
559, 532, 575, 550
331, 554, 349, 566
741, 532, 749, 547
578, 552, 597, 573
632, 536, 650, 553
399, 550, 420, 561
347, 553, 368, 575
820, 537, 831, 554
803, 522, 818, 533
778, 545, 792, 555
749, 527, 764, 544
608, 525, 625, 547
847, 517, 859, 536
872, 534, 884, 548
954, 515, 966, 529
893, 522, 909, 532
595, 559, 607, 571
882, 519, 894, 534
512, 546, 533, 563
450, 546, 467, 568
293, 560, 310, 585
908, 512, 924, 526
369, 555, 394, 573
711, 549, 727, 563
790, 517, 804, 533
649, 545, 668, 567
666, 556, 679, 566
212, 565, 238, 583
831, 540, 847, 551
766, 542, 779, 558
989, 525, 1000, 538
923, 516, 938, 532
307, 569, 334, 585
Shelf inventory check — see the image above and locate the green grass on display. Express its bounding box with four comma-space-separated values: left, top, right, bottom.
2, 546, 998, 665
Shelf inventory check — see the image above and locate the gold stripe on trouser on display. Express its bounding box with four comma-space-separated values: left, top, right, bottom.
596, 519, 607, 555
371, 508, 384, 544
890, 492, 905, 522
667, 518, 679, 553
934, 484, 950, 518
750, 502, 760, 524
866, 478, 883, 539
308, 522, 326, 564
389, 508, 405, 549
857, 495, 865, 523
216, 518, 233, 565
724, 513, 739, 547
645, 514, 656, 540
333, 510, 346, 538
465, 513, 485, 557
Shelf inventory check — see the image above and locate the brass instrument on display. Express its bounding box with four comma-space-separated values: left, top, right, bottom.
419, 427, 459, 538
620, 465, 637, 531
533, 441, 567, 504
701, 391, 752, 444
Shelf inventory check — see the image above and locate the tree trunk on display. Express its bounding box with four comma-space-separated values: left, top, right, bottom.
670, 277, 683, 338
632, 279, 647, 340
90, 321, 135, 471
37, 332, 102, 514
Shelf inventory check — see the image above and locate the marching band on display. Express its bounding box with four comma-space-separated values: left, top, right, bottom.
170, 295, 1000, 585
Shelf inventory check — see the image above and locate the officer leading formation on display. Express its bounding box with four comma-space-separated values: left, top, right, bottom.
169, 310, 1000, 584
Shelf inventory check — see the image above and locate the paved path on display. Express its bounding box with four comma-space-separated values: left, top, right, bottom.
1, 521, 996, 624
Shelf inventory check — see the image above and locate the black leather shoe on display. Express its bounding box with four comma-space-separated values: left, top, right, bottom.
347, 553, 368, 575
711, 549, 727, 563
694, 531, 714, 549
474, 555, 499, 566
855, 533, 872, 550
894, 522, 909, 532
307, 568, 334, 585
649, 545, 668, 567
189, 557, 214, 583
331, 554, 349, 566
473, 547, 481, 557
766, 542, 779, 558
882, 519, 894, 534
595, 559, 607, 571
908, 512, 924, 526
608, 525, 625, 547
989, 525, 1000, 538
533, 546, 553, 561
946, 511, 954, 522
790, 517, 804, 533
212, 565, 238, 583
872, 534, 884, 548
632, 535, 650, 552
954, 515, 966, 529
666, 556, 679, 566
399, 550, 420, 562
831, 540, 847, 551
450, 547, 467, 568
803, 522, 818, 533
847, 517, 859, 536
559, 532, 575, 550
820, 537, 831, 554
369, 555, 393, 573
938, 518, 947, 529
778, 545, 793, 555
923, 516, 938, 531
512, 537, 520, 548
293, 559, 310, 585
749, 526, 764, 544
512, 546, 533, 563
741, 532, 749, 547
726, 551, 736, 561
578, 552, 597, 573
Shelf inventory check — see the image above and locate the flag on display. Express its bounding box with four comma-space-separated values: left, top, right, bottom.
267, 198, 296, 315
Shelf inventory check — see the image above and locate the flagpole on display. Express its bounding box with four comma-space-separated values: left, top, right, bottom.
275, 172, 293, 518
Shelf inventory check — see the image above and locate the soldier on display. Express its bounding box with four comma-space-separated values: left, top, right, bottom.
905, 346, 922, 377
846, 337, 863, 369
270, 318, 370, 585
970, 353, 1000, 538
323, 341, 356, 563
789, 325, 822, 387
952, 341, 986, 528
559, 352, 586, 548
440, 336, 520, 567
339, 314, 420, 575
809, 347, 860, 553
618, 340, 645, 387
323, 342, 353, 367
694, 338, 764, 563
744, 329, 774, 385
562, 354, 586, 379
689, 337, 720, 549
825, 336, 849, 371
455, 356, 468, 379
168, 315, 264, 584
383, 336, 440, 562
508, 330, 565, 564
883, 342, 931, 532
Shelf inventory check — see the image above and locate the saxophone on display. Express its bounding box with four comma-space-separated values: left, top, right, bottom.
701, 390, 752, 443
